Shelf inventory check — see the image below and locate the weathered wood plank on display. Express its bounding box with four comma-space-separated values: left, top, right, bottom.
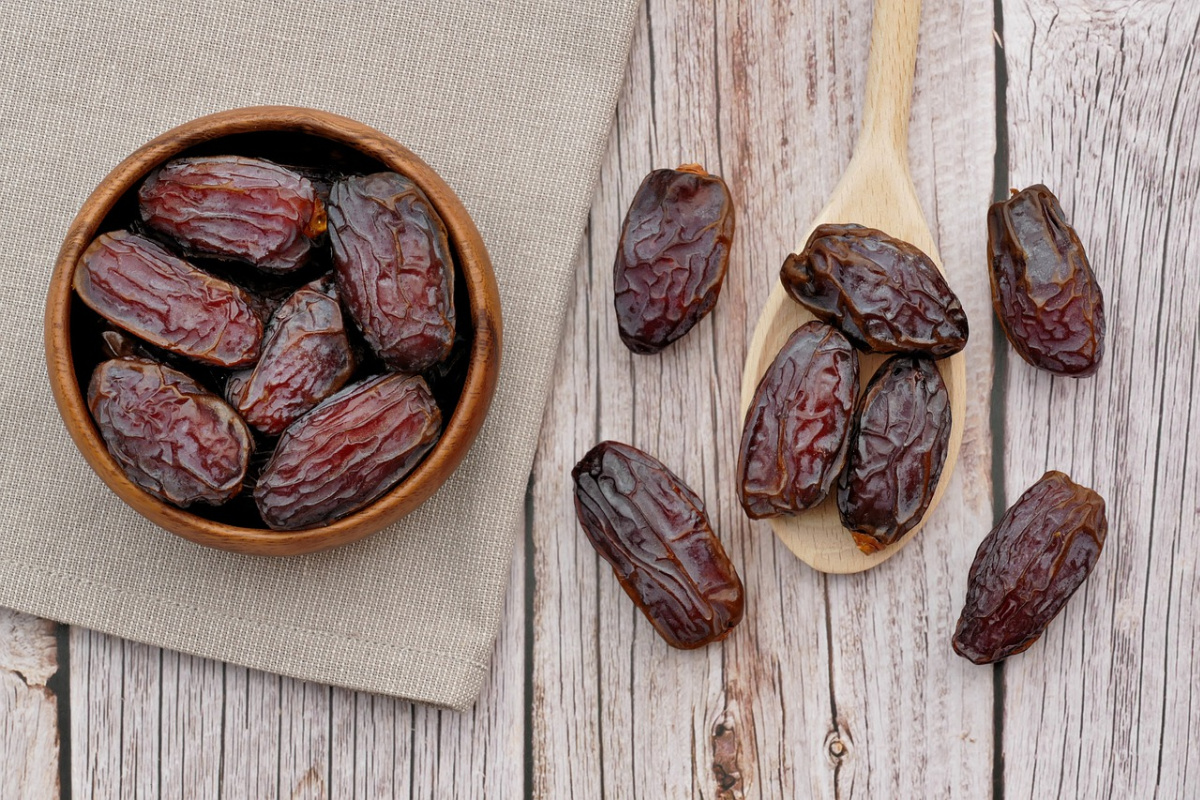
531, 0, 995, 797
65, 525, 526, 799
0, 608, 59, 800
823, 0, 998, 794
1000, 1, 1200, 798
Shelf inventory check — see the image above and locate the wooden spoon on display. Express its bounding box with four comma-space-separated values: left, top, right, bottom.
739, 0, 966, 574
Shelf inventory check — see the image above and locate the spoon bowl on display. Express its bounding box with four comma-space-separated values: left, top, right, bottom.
740, 0, 966, 574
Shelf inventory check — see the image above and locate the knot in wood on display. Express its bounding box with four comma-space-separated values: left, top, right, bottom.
824, 726, 852, 764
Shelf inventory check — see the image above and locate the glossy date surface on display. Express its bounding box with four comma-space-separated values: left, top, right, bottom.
781, 224, 968, 357
987, 184, 1105, 376
329, 172, 456, 372
737, 322, 858, 518
572, 441, 744, 649
254, 373, 442, 530
953, 471, 1107, 664
837, 356, 951, 553
614, 164, 734, 354
88, 358, 252, 507
139, 155, 326, 273
226, 275, 354, 436
74, 231, 263, 367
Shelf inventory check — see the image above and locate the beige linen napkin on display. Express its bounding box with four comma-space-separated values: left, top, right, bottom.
0, 0, 639, 709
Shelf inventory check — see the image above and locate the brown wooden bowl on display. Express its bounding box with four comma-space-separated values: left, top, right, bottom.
44, 106, 502, 556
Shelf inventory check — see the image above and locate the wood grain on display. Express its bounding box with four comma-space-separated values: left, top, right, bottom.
66, 535, 525, 799
532, 0, 994, 796
4, 0, 1200, 797
1000, 2, 1200, 797
0, 608, 59, 799
739, 0, 969, 575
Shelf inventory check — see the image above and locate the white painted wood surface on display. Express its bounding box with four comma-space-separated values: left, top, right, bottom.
0, 608, 59, 799
1000, 2, 1200, 798
2, 0, 1198, 797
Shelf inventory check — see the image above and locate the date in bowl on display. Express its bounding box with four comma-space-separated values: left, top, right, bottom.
44, 106, 502, 556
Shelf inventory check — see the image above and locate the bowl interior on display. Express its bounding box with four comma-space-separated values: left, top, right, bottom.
48, 108, 500, 554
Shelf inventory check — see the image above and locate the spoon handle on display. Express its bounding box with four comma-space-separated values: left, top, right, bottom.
858, 0, 923, 156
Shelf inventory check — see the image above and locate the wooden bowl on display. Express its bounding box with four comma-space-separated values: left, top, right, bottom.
44, 106, 503, 556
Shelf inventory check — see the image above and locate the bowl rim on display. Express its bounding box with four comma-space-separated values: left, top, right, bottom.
44, 105, 503, 556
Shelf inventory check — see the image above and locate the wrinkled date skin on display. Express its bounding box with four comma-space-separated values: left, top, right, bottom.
226, 275, 354, 435
987, 185, 1105, 376
572, 441, 744, 649
953, 471, 1107, 664
737, 322, 858, 518
838, 356, 951, 553
139, 155, 327, 273
614, 164, 735, 354
88, 358, 253, 507
781, 224, 968, 358
74, 231, 263, 367
255, 373, 442, 530
328, 172, 456, 372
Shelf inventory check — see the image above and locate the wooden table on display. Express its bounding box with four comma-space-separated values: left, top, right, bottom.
4, 0, 1198, 796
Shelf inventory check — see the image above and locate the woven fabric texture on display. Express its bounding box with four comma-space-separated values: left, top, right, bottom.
0, 0, 639, 709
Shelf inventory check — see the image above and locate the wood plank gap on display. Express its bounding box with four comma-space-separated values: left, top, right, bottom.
48, 623, 71, 800
523, 473, 536, 800
217, 663, 226, 800
821, 575, 843, 800
990, 0, 1011, 799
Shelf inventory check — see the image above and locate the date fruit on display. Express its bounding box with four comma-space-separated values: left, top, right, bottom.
987, 185, 1105, 376
139, 155, 326, 273
953, 471, 1107, 664
838, 356, 951, 553
737, 322, 858, 518
88, 358, 253, 506
226, 276, 354, 436
328, 172, 456, 372
254, 373, 442, 530
74, 231, 262, 367
614, 164, 735, 354
781, 224, 968, 357
572, 441, 744, 649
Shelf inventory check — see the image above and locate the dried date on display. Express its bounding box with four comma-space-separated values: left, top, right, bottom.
226, 275, 354, 436
953, 471, 1107, 664
987, 185, 1105, 376
781, 224, 968, 357
837, 356, 951, 553
572, 441, 744, 649
88, 358, 252, 507
74, 231, 262, 367
614, 164, 735, 354
139, 155, 326, 273
254, 373, 442, 530
328, 172, 455, 372
737, 322, 858, 518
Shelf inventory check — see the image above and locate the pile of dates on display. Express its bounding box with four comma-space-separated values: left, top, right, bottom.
574, 165, 1109, 665
75, 155, 464, 531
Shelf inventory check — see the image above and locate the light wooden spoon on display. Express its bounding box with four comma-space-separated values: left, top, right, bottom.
739, 0, 966, 574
